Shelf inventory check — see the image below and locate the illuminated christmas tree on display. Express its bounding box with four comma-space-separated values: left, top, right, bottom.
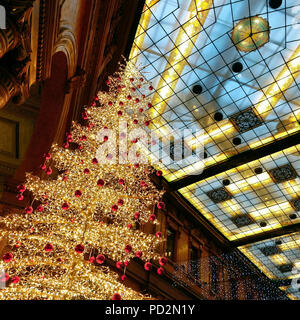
0, 61, 167, 300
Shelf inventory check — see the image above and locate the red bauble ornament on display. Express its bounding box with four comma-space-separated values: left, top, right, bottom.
44, 243, 53, 252
139, 108, 144, 113
3, 253, 13, 263
124, 260, 130, 267
92, 158, 98, 164
140, 78, 144, 82
144, 262, 152, 271
40, 163, 47, 170
37, 205, 44, 212
75, 190, 82, 197
112, 293, 122, 300
135, 251, 142, 258
117, 199, 124, 206
121, 275, 127, 281
108, 101, 113, 106
16, 194, 24, 201
156, 170, 163, 176
133, 119, 138, 124
116, 261, 123, 269
149, 214, 156, 222
75, 244, 84, 254
134, 163, 139, 168
62, 176, 68, 181
127, 95, 132, 100
82, 112, 88, 120
112, 205, 118, 212
149, 85, 153, 90
159, 257, 168, 266
81, 135, 87, 141
147, 103, 153, 108
118, 178, 124, 185
119, 101, 124, 106
145, 120, 150, 126
134, 212, 140, 219
127, 223, 132, 229
130, 78, 134, 82
84, 168, 90, 174
135, 98, 139, 103
157, 267, 164, 275
96, 254, 105, 264
62, 202, 69, 210
89, 257, 95, 263
63, 142, 69, 149
44, 153, 51, 160
156, 231, 162, 238
103, 135, 109, 141
131, 87, 136, 92
67, 136, 73, 142
46, 168, 52, 175
11, 276, 20, 284
157, 202, 165, 209
25, 206, 33, 214
97, 179, 105, 187
124, 244, 132, 253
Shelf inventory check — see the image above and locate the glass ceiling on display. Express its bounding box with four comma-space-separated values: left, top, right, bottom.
129, 0, 300, 299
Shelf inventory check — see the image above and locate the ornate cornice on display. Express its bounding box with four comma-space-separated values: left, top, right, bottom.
36, 0, 61, 81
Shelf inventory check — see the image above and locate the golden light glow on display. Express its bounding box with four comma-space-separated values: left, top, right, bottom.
178, 145, 300, 240
130, 0, 213, 143
149, 1, 213, 129
270, 254, 288, 266
254, 44, 300, 116
239, 247, 275, 279
0, 62, 165, 300
129, 0, 159, 65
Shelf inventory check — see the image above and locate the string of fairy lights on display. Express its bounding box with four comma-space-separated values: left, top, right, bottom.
0, 60, 168, 300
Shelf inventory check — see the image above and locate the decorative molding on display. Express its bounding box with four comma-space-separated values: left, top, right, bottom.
231, 214, 255, 228
260, 245, 281, 256
230, 107, 263, 133
268, 164, 298, 183
36, 0, 61, 81
291, 198, 300, 212
206, 187, 233, 204
53, 25, 77, 78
